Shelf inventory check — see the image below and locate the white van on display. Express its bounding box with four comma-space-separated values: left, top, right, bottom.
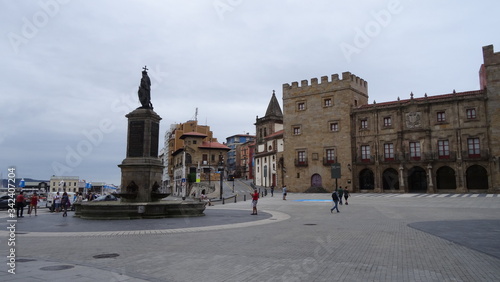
46, 192, 76, 210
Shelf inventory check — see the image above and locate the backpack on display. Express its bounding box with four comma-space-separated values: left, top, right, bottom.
332, 192, 339, 201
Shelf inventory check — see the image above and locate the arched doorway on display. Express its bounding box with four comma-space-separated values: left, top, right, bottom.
436, 166, 456, 190
466, 165, 488, 190
383, 168, 399, 191
359, 169, 374, 190
311, 173, 322, 188
408, 166, 427, 192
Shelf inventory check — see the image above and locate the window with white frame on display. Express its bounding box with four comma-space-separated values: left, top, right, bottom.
330, 122, 339, 132
466, 108, 477, 119
326, 148, 335, 164
384, 143, 395, 160
409, 142, 421, 160
293, 126, 301, 135
438, 140, 450, 159
467, 137, 480, 157
383, 116, 392, 127
360, 119, 368, 129
361, 145, 370, 161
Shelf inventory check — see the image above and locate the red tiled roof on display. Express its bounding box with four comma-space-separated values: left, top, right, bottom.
199, 141, 231, 150
180, 132, 208, 139
266, 130, 284, 139
358, 89, 485, 109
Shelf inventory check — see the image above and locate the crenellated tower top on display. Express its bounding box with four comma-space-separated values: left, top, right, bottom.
282, 72, 368, 99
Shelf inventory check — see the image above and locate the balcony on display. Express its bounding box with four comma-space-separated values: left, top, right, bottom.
294, 158, 308, 167
322, 158, 337, 166
355, 156, 375, 165
434, 151, 457, 161
461, 150, 489, 161
403, 152, 434, 162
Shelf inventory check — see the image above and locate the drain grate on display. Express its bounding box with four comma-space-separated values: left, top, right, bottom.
40, 265, 75, 271
93, 253, 120, 259
17, 258, 37, 263
303, 223, 317, 226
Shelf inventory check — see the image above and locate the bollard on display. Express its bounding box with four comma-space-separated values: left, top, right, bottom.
222, 198, 225, 205
244, 195, 246, 201
265, 189, 267, 196
234, 196, 237, 203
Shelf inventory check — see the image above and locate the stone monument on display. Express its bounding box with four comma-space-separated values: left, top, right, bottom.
74, 67, 206, 219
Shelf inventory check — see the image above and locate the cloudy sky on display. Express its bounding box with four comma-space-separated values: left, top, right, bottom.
2, 0, 499, 186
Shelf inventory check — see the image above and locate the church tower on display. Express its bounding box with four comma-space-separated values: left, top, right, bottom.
255, 90, 283, 144
254, 91, 284, 188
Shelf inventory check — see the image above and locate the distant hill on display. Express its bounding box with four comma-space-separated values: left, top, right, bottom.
1, 178, 49, 188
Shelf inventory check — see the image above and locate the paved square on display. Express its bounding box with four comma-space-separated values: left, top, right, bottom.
1, 192, 499, 281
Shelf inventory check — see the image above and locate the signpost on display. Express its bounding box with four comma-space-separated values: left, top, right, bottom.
331, 163, 341, 190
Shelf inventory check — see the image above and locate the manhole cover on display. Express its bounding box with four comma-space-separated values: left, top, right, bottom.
304, 223, 317, 226
17, 258, 37, 263
40, 265, 75, 271
56, 224, 68, 227
93, 253, 120, 259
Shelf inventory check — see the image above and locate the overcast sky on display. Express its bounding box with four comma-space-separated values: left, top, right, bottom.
1, 0, 499, 186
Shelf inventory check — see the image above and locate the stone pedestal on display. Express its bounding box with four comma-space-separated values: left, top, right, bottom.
118, 108, 163, 202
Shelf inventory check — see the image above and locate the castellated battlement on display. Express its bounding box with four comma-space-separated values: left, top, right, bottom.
483, 45, 500, 66
282, 72, 368, 97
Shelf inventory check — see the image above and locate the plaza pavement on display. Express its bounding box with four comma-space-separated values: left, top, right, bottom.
0, 192, 499, 281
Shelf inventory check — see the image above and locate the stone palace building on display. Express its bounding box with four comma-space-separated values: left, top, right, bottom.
281, 45, 500, 193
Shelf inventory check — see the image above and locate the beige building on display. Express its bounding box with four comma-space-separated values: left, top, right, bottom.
282, 45, 500, 193
49, 176, 81, 193
167, 120, 230, 197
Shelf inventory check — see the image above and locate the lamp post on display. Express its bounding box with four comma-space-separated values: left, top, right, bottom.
219, 152, 224, 200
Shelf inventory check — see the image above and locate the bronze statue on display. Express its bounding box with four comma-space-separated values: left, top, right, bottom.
138, 66, 152, 109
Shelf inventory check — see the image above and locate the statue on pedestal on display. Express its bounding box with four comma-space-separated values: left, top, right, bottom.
138, 66, 153, 109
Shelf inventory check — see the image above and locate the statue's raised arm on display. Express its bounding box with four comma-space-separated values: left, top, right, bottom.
138, 66, 153, 109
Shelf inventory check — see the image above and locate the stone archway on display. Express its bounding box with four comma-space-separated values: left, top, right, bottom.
382, 168, 399, 191
408, 166, 427, 192
359, 169, 374, 190
311, 173, 322, 188
466, 165, 488, 190
436, 166, 456, 190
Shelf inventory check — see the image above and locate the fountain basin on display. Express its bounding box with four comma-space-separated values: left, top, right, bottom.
74, 200, 206, 220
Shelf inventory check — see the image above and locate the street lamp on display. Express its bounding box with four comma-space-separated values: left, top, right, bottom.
219, 152, 224, 200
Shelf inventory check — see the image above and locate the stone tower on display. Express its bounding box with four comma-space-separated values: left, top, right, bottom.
482, 45, 500, 191
282, 72, 368, 192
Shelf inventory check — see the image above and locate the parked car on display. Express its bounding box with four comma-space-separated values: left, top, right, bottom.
93, 194, 118, 202
0, 195, 13, 209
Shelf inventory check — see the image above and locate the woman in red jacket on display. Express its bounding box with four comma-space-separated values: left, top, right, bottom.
250, 189, 259, 215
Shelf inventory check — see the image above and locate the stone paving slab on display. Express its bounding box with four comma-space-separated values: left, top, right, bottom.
1, 193, 499, 281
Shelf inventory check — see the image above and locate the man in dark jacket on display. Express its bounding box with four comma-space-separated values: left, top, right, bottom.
331, 190, 340, 213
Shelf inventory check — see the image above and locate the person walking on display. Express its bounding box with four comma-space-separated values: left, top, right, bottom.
282, 185, 287, 200
61, 192, 71, 217
54, 192, 61, 212
330, 190, 340, 213
15, 191, 26, 218
344, 188, 350, 205
28, 192, 39, 216
250, 189, 259, 215
338, 186, 344, 205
